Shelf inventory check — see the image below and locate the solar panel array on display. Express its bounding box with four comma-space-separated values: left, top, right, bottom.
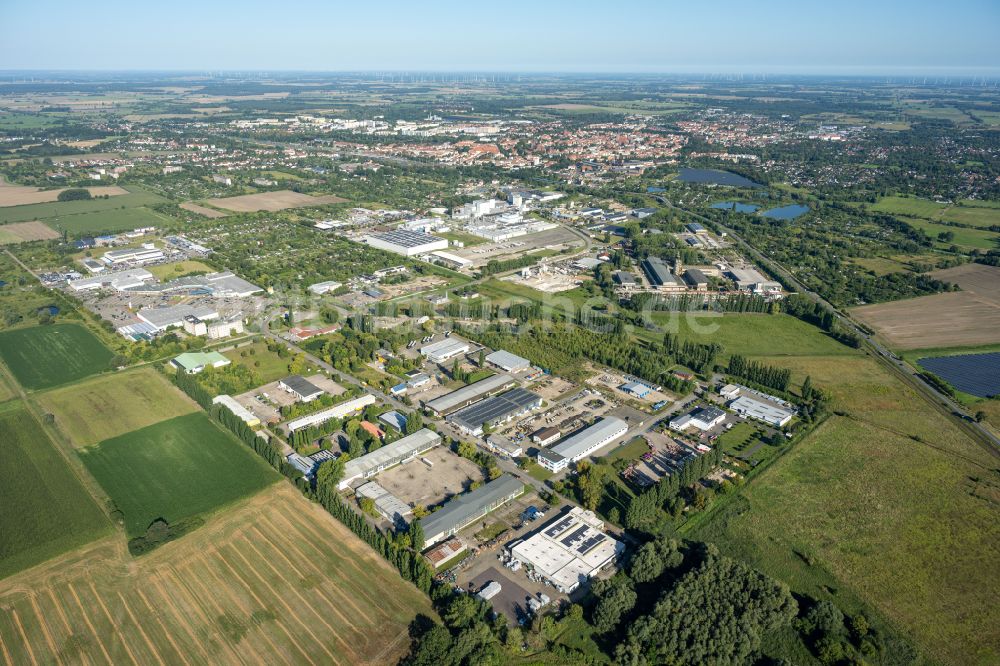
543, 514, 575, 538
450, 387, 540, 431
576, 533, 606, 555
919, 352, 1000, 398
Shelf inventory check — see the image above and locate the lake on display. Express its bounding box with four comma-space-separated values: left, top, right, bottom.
711, 201, 760, 213
760, 204, 810, 220
677, 168, 761, 188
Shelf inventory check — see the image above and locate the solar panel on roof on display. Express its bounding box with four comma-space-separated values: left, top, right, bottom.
560, 525, 589, 547
576, 533, 606, 554
544, 515, 574, 538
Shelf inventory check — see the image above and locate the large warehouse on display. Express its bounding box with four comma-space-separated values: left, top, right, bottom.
448, 387, 542, 435
420, 338, 471, 364
485, 349, 531, 373
509, 507, 624, 593
287, 394, 377, 432
424, 374, 516, 415
730, 396, 796, 427
364, 230, 448, 256
338, 428, 442, 489
537, 417, 629, 473
419, 474, 523, 546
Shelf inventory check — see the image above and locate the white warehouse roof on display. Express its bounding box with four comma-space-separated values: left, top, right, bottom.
485, 349, 531, 372
287, 394, 377, 432
340, 428, 441, 489
549, 417, 628, 462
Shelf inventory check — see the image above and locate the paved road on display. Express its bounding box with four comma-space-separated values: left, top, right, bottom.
645, 195, 1000, 455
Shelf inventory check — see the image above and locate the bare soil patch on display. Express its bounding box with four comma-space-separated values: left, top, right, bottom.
0, 220, 59, 244
0, 183, 128, 208
208, 189, 347, 213
179, 201, 228, 218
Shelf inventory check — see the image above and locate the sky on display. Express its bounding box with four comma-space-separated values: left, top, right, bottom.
1, 0, 998, 75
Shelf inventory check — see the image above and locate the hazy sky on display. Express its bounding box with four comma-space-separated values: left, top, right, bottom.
1, 0, 998, 74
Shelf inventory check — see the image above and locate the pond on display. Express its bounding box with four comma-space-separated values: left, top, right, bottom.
677, 168, 762, 188
39, 304, 60, 316
647, 186, 665, 193
711, 201, 760, 213
760, 204, 810, 220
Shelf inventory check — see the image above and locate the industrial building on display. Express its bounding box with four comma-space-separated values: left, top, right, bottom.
486, 435, 524, 458
356, 481, 412, 525
620, 381, 651, 399
419, 474, 523, 547
508, 507, 625, 593
364, 230, 448, 256
212, 395, 261, 427
420, 338, 471, 364
171, 351, 231, 374
429, 251, 473, 270
287, 394, 377, 432
669, 405, 727, 432
338, 428, 441, 489
683, 268, 709, 289
138, 304, 219, 332
121, 271, 263, 298
379, 410, 408, 432
101, 245, 164, 266
537, 417, 629, 473
69, 268, 154, 292
641, 256, 686, 291
485, 349, 531, 373
278, 375, 325, 402
531, 427, 562, 446
730, 396, 796, 427
448, 387, 542, 435
424, 374, 516, 416
308, 280, 344, 295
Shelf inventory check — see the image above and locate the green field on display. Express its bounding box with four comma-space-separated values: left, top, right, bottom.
38, 367, 198, 447
41, 206, 169, 235
147, 259, 215, 280
691, 354, 1000, 666
647, 312, 855, 358
873, 195, 1000, 229
80, 413, 277, 537
0, 402, 110, 579
0, 186, 165, 224
224, 340, 295, 383
897, 216, 999, 250
0, 323, 114, 390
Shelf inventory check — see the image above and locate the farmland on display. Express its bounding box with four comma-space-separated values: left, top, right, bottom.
691, 354, 1000, 666
41, 206, 170, 236
852, 264, 1000, 350
873, 195, 1000, 228
179, 201, 228, 218
79, 413, 277, 537
0, 323, 114, 391
898, 216, 999, 250
0, 182, 127, 208
38, 368, 198, 447
0, 484, 434, 665
0, 402, 110, 580
0, 186, 165, 224
207, 189, 347, 213
0, 220, 59, 244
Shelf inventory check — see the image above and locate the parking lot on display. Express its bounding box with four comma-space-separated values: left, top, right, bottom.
378, 446, 483, 508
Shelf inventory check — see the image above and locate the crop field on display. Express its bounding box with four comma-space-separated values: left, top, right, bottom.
79, 413, 277, 537
647, 312, 854, 358
179, 201, 228, 218
853, 264, 1000, 350
38, 368, 198, 447
0, 402, 110, 580
691, 354, 1000, 666
0, 220, 59, 245
42, 206, 170, 236
0, 186, 166, 224
0, 323, 114, 391
873, 195, 1000, 228
0, 484, 434, 665
0, 183, 127, 208
207, 190, 347, 213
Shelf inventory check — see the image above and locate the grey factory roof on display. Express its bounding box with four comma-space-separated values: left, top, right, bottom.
124, 271, 262, 297
137, 304, 218, 330
341, 428, 441, 487
549, 417, 628, 462
425, 374, 516, 414
448, 388, 541, 432
368, 230, 446, 248
641, 257, 684, 287
280, 375, 323, 399
419, 474, 523, 541
684, 268, 709, 285
485, 349, 530, 371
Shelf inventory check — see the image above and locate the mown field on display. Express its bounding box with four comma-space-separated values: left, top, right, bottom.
898, 216, 999, 250
41, 206, 169, 236
147, 259, 215, 280
691, 354, 1000, 666
0, 402, 110, 580
873, 195, 1000, 228
0, 323, 113, 390
0, 186, 165, 224
224, 341, 295, 384
647, 312, 854, 358
38, 368, 198, 447
0, 484, 434, 665
79, 413, 277, 537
